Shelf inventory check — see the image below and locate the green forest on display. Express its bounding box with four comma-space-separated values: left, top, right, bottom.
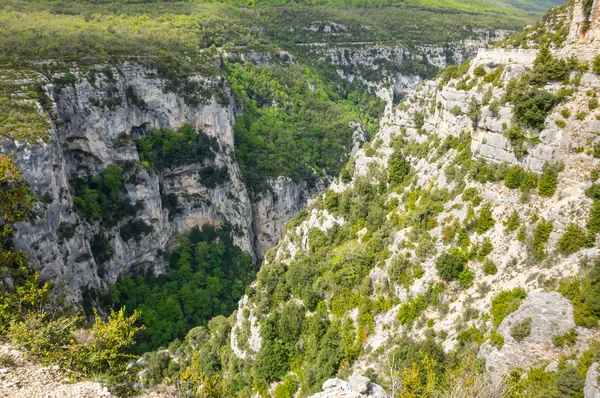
111, 226, 254, 354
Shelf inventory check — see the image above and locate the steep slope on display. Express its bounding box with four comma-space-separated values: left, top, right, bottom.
136, 1, 600, 397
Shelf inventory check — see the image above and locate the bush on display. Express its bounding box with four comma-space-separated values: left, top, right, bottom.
473, 65, 487, 77
588, 200, 600, 234
476, 204, 495, 234
552, 328, 577, 348
538, 163, 559, 197
435, 252, 466, 281
119, 219, 153, 242
504, 166, 523, 189
594, 54, 600, 74
555, 119, 566, 128
557, 223, 588, 255
532, 218, 553, 261
504, 210, 520, 231
491, 287, 527, 327
530, 46, 572, 86
483, 259, 498, 275
510, 317, 532, 342
458, 268, 474, 288
388, 150, 410, 186
490, 330, 504, 349
450, 105, 464, 116
511, 88, 559, 130
9, 309, 142, 378
505, 125, 528, 158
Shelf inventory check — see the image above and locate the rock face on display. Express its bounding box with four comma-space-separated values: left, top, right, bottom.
585, 362, 600, 398
480, 292, 582, 384
309, 376, 389, 398
2, 63, 315, 301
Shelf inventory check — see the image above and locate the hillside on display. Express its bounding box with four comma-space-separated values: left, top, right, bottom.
126, 0, 600, 397
0, 0, 544, 318
0, 0, 591, 397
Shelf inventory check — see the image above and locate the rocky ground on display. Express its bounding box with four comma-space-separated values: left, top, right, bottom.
0, 344, 179, 398
0, 343, 113, 398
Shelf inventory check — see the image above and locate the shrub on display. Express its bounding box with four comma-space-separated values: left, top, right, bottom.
517, 224, 527, 242
490, 330, 504, 349
491, 287, 527, 327
414, 112, 425, 130
450, 105, 464, 116
473, 65, 486, 77
119, 219, 153, 242
388, 150, 410, 186
561, 108, 571, 118
530, 46, 571, 85
9, 309, 142, 377
594, 54, 600, 74
590, 98, 599, 111
462, 187, 479, 202
587, 200, 600, 234
0, 353, 13, 367
557, 223, 588, 255
555, 119, 566, 128
538, 163, 559, 197
476, 204, 495, 234
511, 88, 559, 130
458, 268, 475, 288
521, 171, 539, 191
435, 252, 466, 281
467, 97, 481, 124
504, 166, 523, 189
483, 259, 498, 275
552, 328, 578, 348
505, 125, 528, 158
558, 258, 600, 327
576, 111, 587, 120
504, 210, 520, 231
510, 317, 532, 342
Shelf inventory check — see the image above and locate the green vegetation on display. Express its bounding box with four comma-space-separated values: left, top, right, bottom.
557, 223, 590, 255
229, 63, 381, 190
0, 154, 142, 388
483, 259, 498, 275
435, 252, 466, 281
388, 150, 410, 187
505, 210, 521, 231
538, 162, 561, 197
112, 225, 254, 353
491, 287, 527, 328
0, 76, 52, 143
531, 218, 553, 260
510, 316, 532, 341
558, 257, 600, 328
137, 124, 221, 174
552, 328, 578, 348
397, 283, 444, 324
594, 55, 600, 74
72, 164, 144, 228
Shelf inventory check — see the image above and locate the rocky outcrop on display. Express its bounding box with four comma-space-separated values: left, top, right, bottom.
2, 63, 317, 302
480, 292, 584, 384
585, 362, 600, 398
569, 0, 600, 45
309, 376, 389, 398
